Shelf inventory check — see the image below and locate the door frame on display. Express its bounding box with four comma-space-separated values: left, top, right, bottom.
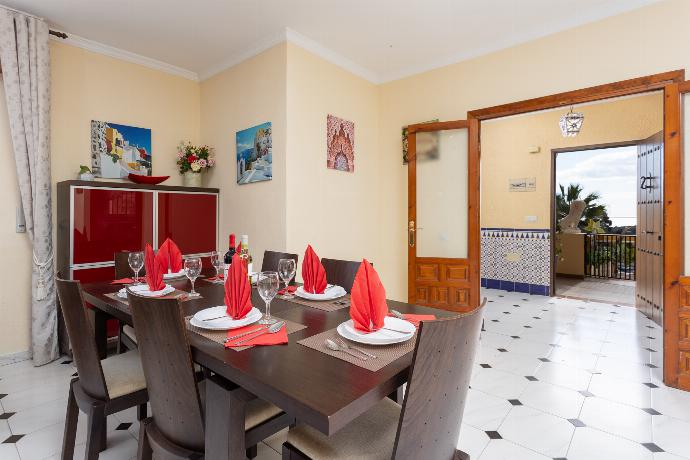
407, 119, 480, 312
467, 69, 685, 388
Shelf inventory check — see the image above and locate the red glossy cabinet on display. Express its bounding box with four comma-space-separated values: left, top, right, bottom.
158, 192, 217, 255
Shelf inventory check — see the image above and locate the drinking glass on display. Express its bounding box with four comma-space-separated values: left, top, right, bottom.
210, 251, 223, 279
277, 258, 296, 298
128, 251, 144, 284
184, 257, 202, 297
257, 271, 279, 324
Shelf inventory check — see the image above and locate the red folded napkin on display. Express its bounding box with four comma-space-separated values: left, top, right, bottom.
302, 245, 327, 294
224, 323, 288, 348
144, 244, 165, 291
350, 259, 387, 332
387, 312, 436, 328
158, 238, 183, 273
111, 278, 134, 284
225, 253, 253, 320
278, 285, 297, 295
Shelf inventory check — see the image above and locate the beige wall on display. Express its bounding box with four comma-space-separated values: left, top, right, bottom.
0, 41, 200, 355
201, 44, 288, 271
482, 93, 663, 229
284, 43, 381, 280
556, 233, 585, 277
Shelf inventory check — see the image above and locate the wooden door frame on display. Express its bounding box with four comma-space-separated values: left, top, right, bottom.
467, 69, 685, 388
407, 119, 480, 311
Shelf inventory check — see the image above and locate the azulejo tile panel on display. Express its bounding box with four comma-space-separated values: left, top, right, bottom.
481, 228, 551, 295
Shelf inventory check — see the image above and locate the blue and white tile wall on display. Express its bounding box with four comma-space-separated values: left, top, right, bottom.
481, 228, 551, 296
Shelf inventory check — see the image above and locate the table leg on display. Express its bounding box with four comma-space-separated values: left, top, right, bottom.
91, 309, 108, 360
205, 375, 251, 459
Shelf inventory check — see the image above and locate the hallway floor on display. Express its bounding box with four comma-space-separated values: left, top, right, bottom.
556, 276, 636, 306
0, 288, 686, 459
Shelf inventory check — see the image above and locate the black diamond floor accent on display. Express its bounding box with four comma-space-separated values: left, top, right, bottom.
647, 336, 655, 340
525, 376, 538, 381
642, 408, 661, 415
538, 358, 550, 362
511, 336, 520, 339
553, 458, 568, 460
579, 390, 594, 397
497, 348, 508, 353
116, 422, 133, 430
488, 300, 494, 303
61, 360, 73, 365
641, 443, 664, 453
513, 304, 521, 307
0, 394, 6, 399
646, 325, 655, 329
485, 431, 502, 440
542, 309, 549, 312
503, 312, 511, 315
0, 413, 15, 420
508, 399, 522, 406
643, 382, 659, 388
533, 316, 541, 319
568, 418, 586, 427
644, 348, 657, 352
480, 364, 492, 369
498, 295, 504, 298
491, 319, 499, 322
2, 435, 24, 443
524, 325, 532, 329
645, 363, 659, 368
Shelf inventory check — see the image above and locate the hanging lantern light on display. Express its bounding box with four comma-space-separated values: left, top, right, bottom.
559, 106, 584, 137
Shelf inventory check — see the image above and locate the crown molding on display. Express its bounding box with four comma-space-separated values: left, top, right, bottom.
50, 31, 199, 82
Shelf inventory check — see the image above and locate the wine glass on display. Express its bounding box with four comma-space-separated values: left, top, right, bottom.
128, 251, 144, 284
257, 271, 279, 324
184, 257, 202, 297
210, 251, 223, 279
277, 258, 296, 298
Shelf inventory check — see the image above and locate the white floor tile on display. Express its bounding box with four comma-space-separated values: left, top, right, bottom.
579, 397, 652, 443
534, 361, 592, 391
479, 439, 551, 460
457, 423, 490, 459
519, 380, 585, 419
651, 386, 690, 423
498, 405, 574, 457
463, 389, 512, 430
567, 427, 653, 460
471, 368, 529, 400
588, 373, 652, 408
652, 415, 690, 458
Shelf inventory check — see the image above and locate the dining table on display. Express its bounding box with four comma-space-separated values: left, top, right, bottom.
80, 272, 455, 459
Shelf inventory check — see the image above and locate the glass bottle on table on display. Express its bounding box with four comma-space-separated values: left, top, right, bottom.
223, 234, 236, 279
239, 234, 253, 282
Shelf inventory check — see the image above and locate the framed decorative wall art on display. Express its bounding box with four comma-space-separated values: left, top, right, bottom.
91, 120, 152, 178
236, 122, 272, 184
326, 114, 354, 172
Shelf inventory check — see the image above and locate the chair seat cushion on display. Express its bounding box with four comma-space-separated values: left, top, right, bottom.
101, 350, 147, 399
122, 325, 137, 344
196, 381, 284, 430
287, 398, 400, 460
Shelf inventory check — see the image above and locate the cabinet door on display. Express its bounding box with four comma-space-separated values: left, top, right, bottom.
158, 192, 217, 254
72, 187, 154, 264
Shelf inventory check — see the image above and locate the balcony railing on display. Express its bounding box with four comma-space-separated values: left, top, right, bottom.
584, 234, 636, 280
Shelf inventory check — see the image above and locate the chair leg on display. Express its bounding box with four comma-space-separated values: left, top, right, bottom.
246, 444, 258, 459
117, 324, 123, 354
137, 403, 147, 421
137, 419, 153, 460
85, 402, 107, 459
61, 384, 79, 459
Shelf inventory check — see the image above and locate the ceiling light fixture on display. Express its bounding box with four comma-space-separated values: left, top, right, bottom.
559, 106, 584, 137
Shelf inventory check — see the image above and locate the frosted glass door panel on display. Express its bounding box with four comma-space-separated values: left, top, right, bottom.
416, 129, 468, 258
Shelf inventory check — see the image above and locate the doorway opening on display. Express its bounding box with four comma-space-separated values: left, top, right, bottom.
552, 144, 639, 307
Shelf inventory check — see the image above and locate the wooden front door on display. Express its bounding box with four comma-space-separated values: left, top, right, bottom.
636, 132, 664, 325
407, 120, 480, 312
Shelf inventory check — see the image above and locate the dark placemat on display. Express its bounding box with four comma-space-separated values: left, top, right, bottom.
185, 316, 307, 352
297, 327, 417, 372
284, 294, 350, 312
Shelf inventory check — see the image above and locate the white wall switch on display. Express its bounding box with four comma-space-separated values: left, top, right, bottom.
528, 145, 541, 154
525, 215, 538, 223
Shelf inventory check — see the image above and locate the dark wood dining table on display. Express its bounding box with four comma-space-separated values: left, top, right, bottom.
81, 274, 454, 458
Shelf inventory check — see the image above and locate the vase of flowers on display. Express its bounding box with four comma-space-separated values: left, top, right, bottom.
177, 141, 215, 187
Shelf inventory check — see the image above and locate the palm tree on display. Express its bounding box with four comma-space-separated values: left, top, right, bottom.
556, 183, 612, 232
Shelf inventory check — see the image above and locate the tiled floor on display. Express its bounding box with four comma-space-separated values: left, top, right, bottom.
555, 276, 636, 306
0, 288, 687, 460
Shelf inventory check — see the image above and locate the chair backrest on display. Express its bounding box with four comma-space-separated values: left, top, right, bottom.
393, 306, 484, 460
114, 251, 147, 279
320, 258, 363, 293
261, 250, 299, 285
128, 293, 205, 452
55, 276, 109, 400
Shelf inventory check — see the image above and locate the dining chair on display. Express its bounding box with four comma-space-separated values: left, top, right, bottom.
262, 250, 299, 284
281, 305, 484, 460
320, 258, 365, 293
128, 292, 294, 459
114, 251, 142, 352
55, 276, 149, 460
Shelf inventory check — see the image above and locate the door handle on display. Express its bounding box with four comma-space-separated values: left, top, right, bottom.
408, 220, 415, 247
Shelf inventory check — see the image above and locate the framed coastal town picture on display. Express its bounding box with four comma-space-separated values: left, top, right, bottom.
90, 120, 152, 178
236, 122, 272, 184
326, 114, 354, 172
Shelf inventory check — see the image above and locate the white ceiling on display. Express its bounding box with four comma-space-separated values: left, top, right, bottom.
1, 0, 662, 83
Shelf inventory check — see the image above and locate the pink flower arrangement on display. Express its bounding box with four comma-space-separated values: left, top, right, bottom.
176, 141, 215, 174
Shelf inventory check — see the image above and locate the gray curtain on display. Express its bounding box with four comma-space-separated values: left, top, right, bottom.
0, 10, 57, 365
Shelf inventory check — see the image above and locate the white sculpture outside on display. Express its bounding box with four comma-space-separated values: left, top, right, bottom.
559, 200, 586, 234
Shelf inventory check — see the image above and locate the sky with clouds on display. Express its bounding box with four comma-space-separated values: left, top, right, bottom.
556, 146, 637, 227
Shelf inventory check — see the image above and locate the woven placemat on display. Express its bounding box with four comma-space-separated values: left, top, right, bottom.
185, 316, 307, 352
105, 289, 197, 311
284, 294, 351, 312
297, 328, 417, 372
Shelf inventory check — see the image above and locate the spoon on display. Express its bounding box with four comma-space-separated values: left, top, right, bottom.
232, 321, 285, 345
325, 339, 367, 360
390, 310, 405, 319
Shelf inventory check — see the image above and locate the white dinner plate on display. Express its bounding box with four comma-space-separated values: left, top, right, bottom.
190, 306, 262, 330
117, 283, 175, 298
163, 270, 186, 280
295, 285, 346, 301
337, 316, 415, 345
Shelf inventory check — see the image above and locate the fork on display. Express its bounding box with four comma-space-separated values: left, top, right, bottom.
335, 337, 377, 359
